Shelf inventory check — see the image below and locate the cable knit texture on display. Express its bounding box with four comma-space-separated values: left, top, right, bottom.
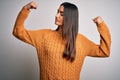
13, 7, 111, 80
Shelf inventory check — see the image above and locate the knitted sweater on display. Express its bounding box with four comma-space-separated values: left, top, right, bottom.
13, 7, 111, 80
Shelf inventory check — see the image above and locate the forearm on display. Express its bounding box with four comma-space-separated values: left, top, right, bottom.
13, 6, 30, 38
87, 21, 111, 57
97, 21, 111, 57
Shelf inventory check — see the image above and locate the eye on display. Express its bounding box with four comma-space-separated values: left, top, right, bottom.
60, 11, 64, 16
60, 12, 64, 16
56, 10, 64, 16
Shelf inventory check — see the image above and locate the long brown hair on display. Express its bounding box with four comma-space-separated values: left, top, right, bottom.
57, 2, 79, 62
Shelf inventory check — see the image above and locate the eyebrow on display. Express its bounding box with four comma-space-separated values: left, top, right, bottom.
57, 9, 64, 13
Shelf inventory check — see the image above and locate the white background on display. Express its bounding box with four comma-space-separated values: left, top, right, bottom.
0, 0, 120, 80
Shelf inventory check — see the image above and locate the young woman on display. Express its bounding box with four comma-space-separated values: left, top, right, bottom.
13, 1, 111, 80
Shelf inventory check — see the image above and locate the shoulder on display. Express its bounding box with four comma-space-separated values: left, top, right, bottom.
28, 29, 53, 38
35, 29, 58, 38
76, 33, 91, 43
77, 33, 87, 40
36, 29, 53, 34
38, 29, 61, 35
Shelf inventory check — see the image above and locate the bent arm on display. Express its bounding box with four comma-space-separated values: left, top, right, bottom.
12, 6, 35, 45
13, 2, 49, 47
13, 6, 30, 37
87, 21, 111, 57
13, 2, 41, 47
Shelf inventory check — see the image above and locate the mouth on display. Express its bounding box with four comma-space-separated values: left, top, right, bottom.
55, 19, 60, 24
55, 17, 59, 22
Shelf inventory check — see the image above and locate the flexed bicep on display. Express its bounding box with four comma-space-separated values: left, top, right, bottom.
87, 21, 111, 57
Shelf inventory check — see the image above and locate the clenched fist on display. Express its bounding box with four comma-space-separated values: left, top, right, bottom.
24, 1, 38, 9
93, 16, 103, 25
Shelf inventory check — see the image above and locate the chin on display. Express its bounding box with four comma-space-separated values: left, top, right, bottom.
55, 22, 60, 26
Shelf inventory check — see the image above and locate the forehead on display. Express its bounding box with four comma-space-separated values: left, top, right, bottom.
58, 5, 64, 12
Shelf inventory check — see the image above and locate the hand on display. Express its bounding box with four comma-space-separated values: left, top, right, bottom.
93, 16, 103, 25
24, 1, 38, 9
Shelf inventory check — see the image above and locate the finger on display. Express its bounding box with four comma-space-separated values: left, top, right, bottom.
92, 18, 97, 23
31, 1, 38, 9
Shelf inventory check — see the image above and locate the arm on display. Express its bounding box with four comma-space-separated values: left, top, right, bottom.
13, 1, 38, 46
86, 16, 111, 57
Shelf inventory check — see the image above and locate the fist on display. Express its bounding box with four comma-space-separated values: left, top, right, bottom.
93, 16, 103, 24
25, 1, 38, 9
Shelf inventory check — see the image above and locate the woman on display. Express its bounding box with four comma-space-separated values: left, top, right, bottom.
13, 1, 111, 80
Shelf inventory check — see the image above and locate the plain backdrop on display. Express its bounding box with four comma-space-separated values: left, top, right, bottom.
0, 0, 120, 80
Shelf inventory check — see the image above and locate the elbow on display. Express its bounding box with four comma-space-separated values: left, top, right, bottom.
105, 52, 110, 57
97, 47, 111, 58
99, 47, 111, 57
12, 27, 23, 39
12, 23, 24, 38
106, 50, 111, 57
13, 24, 18, 37
12, 31, 23, 40
103, 50, 110, 57
12, 28, 17, 37
105, 46, 111, 57
12, 27, 19, 38
12, 30, 16, 37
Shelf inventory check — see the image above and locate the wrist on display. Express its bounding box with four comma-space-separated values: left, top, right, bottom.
24, 4, 31, 10
97, 20, 103, 24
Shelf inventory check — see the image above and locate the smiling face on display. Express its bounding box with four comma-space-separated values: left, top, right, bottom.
55, 6, 64, 27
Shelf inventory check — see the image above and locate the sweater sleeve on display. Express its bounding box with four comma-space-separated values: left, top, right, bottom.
13, 7, 45, 47
84, 21, 111, 57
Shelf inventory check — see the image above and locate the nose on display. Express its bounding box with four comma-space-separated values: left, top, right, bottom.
55, 13, 60, 18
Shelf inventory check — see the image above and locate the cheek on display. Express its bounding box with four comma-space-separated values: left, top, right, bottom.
61, 17, 64, 24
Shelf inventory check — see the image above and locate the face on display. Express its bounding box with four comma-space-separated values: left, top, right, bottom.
55, 6, 64, 27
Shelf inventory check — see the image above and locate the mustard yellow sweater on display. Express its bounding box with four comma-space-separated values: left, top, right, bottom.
13, 7, 111, 80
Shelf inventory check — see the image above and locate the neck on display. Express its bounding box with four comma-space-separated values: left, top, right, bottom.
57, 26, 63, 34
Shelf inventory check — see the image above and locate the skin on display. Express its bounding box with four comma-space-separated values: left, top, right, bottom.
55, 6, 64, 27
24, 1, 104, 28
